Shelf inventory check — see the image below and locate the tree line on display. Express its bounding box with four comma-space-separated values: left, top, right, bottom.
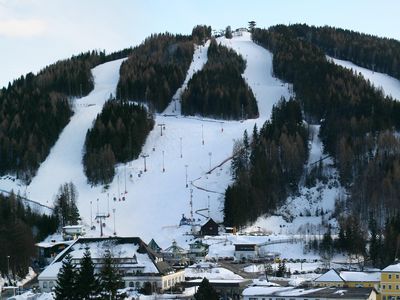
181, 38, 258, 120
0, 193, 58, 279
191, 25, 212, 45
252, 25, 400, 225
224, 98, 308, 226
284, 23, 400, 80
117, 33, 194, 113
83, 99, 154, 185
0, 48, 133, 183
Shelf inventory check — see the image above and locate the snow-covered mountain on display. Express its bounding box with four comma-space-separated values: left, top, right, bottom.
1, 32, 400, 251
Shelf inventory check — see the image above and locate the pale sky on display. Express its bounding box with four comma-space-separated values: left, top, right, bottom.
1, 0, 399, 88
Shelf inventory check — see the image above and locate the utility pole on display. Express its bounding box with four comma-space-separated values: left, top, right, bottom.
190, 189, 194, 222
201, 124, 204, 145
107, 193, 110, 217
141, 154, 149, 172
90, 200, 93, 228
113, 208, 116, 236
185, 164, 188, 188
158, 124, 165, 136
180, 137, 183, 158
208, 152, 212, 170
162, 151, 165, 172
124, 165, 127, 193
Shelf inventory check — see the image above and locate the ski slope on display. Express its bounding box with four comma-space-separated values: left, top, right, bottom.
0, 32, 290, 247
328, 56, 400, 101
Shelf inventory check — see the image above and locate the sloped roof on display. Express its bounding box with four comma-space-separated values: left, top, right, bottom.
314, 269, 344, 282
340, 271, 380, 282
39, 236, 174, 279
382, 262, 400, 272
148, 238, 162, 252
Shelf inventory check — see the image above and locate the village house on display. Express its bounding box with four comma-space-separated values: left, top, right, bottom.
161, 240, 189, 267
188, 240, 209, 262
62, 224, 86, 240
200, 218, 219, 236
38, 236, 184, 293
314, 269, 380, 289
380, 262, 400, 300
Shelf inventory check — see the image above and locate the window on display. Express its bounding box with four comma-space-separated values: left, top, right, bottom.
249, 298, 258, 300
396, 285, 399, 290
397, 274, 399, 279
389, 285, 392, 290
129, 282, 134, 287
49, 281, 53, 288
43, 281, 48, 288
383, 285, 386, 290
389, 274, 392, 279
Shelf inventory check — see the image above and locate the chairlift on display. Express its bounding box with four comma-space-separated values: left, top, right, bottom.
113, 197, 117, 202
122, 197, 126, 201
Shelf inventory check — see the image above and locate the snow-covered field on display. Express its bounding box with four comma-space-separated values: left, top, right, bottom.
328, 56, 400, 101
0, 32, 290, 248
1, 32, 400, 262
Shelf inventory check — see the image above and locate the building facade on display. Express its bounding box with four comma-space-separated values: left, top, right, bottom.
38, 237, 184, 293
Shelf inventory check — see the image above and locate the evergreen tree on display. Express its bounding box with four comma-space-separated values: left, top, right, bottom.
225, 26, 232, 39
248, 21, 256, 32
368, 213, 380, 266
54, 182, 80, 227
54, 254, 77, 300
194, 278, 218, 300
276, 260, 286, 277
99, 250, 123, 299
76, 249, 99, 299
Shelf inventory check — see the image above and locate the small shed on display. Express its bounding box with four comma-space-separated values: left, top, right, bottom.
200, 218, 219, 236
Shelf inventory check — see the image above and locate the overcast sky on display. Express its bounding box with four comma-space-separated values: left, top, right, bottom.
1, 0, 399, 87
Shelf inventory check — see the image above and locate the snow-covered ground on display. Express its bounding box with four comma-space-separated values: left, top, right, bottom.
328, 56, 400, 101
2, 32, 400, 268
0, 32, 290, 248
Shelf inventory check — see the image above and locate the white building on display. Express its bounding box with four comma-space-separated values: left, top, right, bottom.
234, 243, 259, 261
38, 237, 184, 293
62, 225, 85, 240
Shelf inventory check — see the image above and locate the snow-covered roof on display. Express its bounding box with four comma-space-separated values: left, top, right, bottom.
340, 271, 380, 282
314, 269, 344, 282
243, 286, 294, 296
38, 262, 63, 279
36, 240, 72, 249
243, 287, 375, 298
63, 225, 84, 229
382, 263, 400, 272
39, 236, 172, 280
